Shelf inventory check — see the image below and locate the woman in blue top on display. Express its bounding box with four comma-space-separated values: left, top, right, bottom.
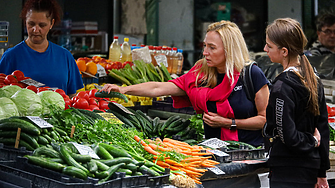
0, 0, 83, 97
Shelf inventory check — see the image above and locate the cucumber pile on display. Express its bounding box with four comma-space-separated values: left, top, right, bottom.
26, 142, 165, 182
0, 116, 71, 150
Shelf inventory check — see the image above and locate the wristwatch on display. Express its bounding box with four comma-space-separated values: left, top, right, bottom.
230, 119, 237, 130
313, 136, 318, 147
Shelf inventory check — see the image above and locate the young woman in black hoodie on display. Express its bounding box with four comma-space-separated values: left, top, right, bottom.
264, 18, 330, 188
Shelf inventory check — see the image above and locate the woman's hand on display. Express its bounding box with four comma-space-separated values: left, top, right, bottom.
101, 84, 123, 93
314, 177, 329, 188
203, 112, 231, 128
314, 127, 321, 147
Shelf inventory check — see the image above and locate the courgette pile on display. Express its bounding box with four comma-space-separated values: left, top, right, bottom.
26, 142, 165, 182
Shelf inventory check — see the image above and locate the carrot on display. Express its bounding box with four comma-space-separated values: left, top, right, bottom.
134, 135, 148, 147
144, 145, 160, 155
169, 165, 181, 171
164, 159, 184, 167
181, 156, 211, 162
153, 155, 170, 160
179, 167, 202, 176
200, 161, 216, 168
149, 143, 171, 152
153, 160, 170, 168
184, 166, 208, 173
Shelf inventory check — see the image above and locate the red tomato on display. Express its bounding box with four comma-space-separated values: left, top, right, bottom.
71, 96, 79, 104
88, 98, 98, 106
114, 62, 123, 69
37, 87, 49, 93
11, 70, 25, 81
73, 98, 89, 109
122, 61, 134, 68
55, 89, 66, 96
26, 85, 38, 93
89, 105, 100, 111
10, 82, 26, 88
88, 89, 98, 98
64, 98, 71, 110
76, 91, 89, 101
98, 100, 109, 110
0, 73, 6, 77
4, 75, 18, 85
329, 107, 335, 117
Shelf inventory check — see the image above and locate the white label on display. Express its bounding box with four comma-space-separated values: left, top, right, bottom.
97, 64, 107, 77
209, 150, 229, 157
330, 123, 335, 130
20, 78, 45, 87
154, 54, 168, 67
71, 142, 100, 159
208, 167, 225, 175
199, 138, 229, 149
26, 116, 53, 128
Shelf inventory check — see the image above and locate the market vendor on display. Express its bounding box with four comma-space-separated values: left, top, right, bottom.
101, 20, 270, 147
0, 0, 83, 97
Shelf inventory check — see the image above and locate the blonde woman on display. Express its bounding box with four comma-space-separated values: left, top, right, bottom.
102, 20, 269, 147
264, 18, 330, 188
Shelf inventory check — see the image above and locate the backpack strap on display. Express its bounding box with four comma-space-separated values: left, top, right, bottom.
243, 61, 257, 102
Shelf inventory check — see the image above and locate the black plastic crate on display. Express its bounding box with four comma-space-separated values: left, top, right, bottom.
0, 143, 32, 161
0, 157, 94, 188
121, 174, 148, 188
152, 97, 195, 115
146, 174, 170, 187
93, 174, 122, 188
224, 148, 265, 161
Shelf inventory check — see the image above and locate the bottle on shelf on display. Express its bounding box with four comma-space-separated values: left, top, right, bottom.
154, 46, 168, 68
176, 49, 184, 75
171, 47, 179, 74
109, 36, 121, 62
120, 38, 132, 62
148, 45, 157, 66
167, 47, 176, 74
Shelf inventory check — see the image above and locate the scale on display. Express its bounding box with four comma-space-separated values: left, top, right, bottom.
0, 21, 9, 58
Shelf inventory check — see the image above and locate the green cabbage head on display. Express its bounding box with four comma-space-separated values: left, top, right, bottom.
0, 97, 19, 120
11, 88, 43, 116
0, 85, 22, 98
38, 90, 65, 114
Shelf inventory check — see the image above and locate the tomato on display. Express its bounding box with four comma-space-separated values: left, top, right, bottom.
76, 91, 89, 101
88, 89, 98, 98
88, 98, 98, 106
329, 107, 335, 117
11, 70, 25, 81
37, 87, 49, 93
0, 73, 6, 77
89, 105, 100, 111
64, 98, 71, 110
122, 61, 134, 68
4, 75, 18, 85
26, 85, 38, 93
55, 89, 66, 97
114, 62, 123, 69
98, 100, 109, 110
73, 98, 89, 109
0, 83, 6, 88
10, 82, 26, 88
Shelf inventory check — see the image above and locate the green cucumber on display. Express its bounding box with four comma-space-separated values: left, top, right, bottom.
59, 144, 89, 175
99, 143, 132, 158
92, 159, 109, 171
33, 146, 60, 158
70, 153, 92, 163
95, 170, 109, 179
117, 168, 132, 175
100, 157, 132, 166
0, 131, 39, 149
50, 131, 59, 141
0, 137, 34, 151
87, 160, 98, 174
62, 166, 88, 180
42, 134, 52, 143
0, 119, 40, 136
97, 144, 114, 160
77, 108, 106, 121
109, 110, 135, 129
26, 155, 65, 172
160, 115, 181, 132
95, 91, 128, 103
123, 163, 138, 172
139, 165, 160, 176
103, 162, 125, 181
54, 127, 67, 136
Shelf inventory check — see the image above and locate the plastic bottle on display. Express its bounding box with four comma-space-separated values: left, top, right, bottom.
131, 44, 137, 51
176, 49, 184, 75
166, 47, 175, 74
154, 46, 168, 68
120, 38, 132, 62
109, 36, 121, 62
148, 45, 157, 66
171, 47, 179, 74
59, 12, 72, 50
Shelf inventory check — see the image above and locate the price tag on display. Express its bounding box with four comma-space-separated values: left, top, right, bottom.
97, 64, 107, 77
71, 142, 100, 159
330, 123, 335, 130
109, 102, 134, 115
208, 167, 225, 175
26, 116, 53, 128
209, 150, 229, 157
20, 78, 45, 87
154, 54, 168, 67
199, 138, 229, 149
97, 112, 123, 124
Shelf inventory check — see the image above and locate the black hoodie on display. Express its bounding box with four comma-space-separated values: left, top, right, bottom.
265, 70, 330, 177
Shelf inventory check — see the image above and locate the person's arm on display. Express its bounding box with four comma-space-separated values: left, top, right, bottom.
203, 84, 269, 130
101, 82, 186, 98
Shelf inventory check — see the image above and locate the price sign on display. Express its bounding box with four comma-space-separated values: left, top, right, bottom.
109, 102, 134, 115
26, 116, 53, 128
71, 142, 100, 159
330, 123, 335, 130
97, 64, 107, 77
20, 78, 45, 87
199, 138, 229, 149
97, 112, 123, 124
208, 167, 225, 176
154, 55, 168, 67
209, 150, 229, 157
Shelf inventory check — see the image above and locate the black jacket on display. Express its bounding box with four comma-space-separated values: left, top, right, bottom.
265, 71, 330, 177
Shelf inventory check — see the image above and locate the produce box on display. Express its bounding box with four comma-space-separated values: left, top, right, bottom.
0, 157, 94, 188
224, 148, 265, 161
93, 173, 122, 188
152, 97, 195, 115
0, 143, 32, 161
120, 174, 148, 188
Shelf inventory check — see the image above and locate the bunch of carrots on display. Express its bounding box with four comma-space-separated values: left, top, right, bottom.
134, 135, 219, 184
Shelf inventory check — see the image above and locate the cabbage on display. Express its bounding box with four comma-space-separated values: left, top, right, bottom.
0, 85, 22, 98
38, 90, 65, 114
0, 97, 19, 120
11, 88, 43, 116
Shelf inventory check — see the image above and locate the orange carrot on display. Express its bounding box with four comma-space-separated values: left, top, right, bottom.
184, 166, 208, 173
181, 156, 211, 162
144, 146, 160, 155
149, 143, 171, 152
153, 160, 170, 168
153, 155, 170, 160
134, 135, 148, 147
164, 159, 184, 167
179, 167, 202, 176
169, 165, 181, 171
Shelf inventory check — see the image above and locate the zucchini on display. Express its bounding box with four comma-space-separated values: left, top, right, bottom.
95, 91, 128, 103
33, 146, 60, 158
133, 171, 143, 176
59, 144, 89, 175
100, 157, 132, 166
62, 166, 88, 180
0, 137, 34, 151
99, 143, 132, 158
0, 118, 40, 136
136, 110, 153, 130
166, 119, 189, 133
26, 155, 65, 172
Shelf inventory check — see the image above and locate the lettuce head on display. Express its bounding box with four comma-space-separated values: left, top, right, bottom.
0, 85, 22, 98
0, 97, 19, 120
11, 88, 43, 116
38, 90, 65, 114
